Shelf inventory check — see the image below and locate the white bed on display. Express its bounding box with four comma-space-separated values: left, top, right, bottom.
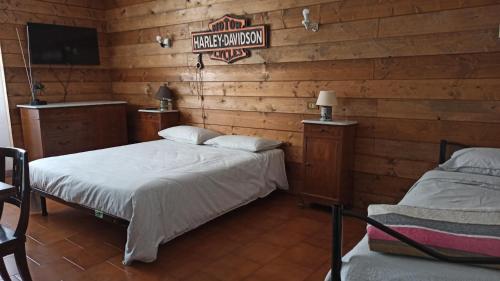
327, 170, 500, 281
29, 139, 288, 264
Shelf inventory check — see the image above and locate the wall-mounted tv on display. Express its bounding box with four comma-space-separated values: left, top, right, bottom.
27, 22, 100, 65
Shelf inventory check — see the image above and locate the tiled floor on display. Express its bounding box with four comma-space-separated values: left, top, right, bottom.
1, 191, 366, 281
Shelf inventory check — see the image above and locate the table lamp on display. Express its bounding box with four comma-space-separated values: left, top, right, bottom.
156, 84, 173, 111
316, 90, 337, 121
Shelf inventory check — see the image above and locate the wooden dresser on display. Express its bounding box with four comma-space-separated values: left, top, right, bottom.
129, 109, 179, 143
300, 120, 357, 207
18, 101, 128, 160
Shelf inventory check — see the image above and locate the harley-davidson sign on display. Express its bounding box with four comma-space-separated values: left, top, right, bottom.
191, 15, 269, 63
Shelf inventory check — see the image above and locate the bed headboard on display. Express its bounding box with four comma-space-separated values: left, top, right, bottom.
438, 140, 469, 164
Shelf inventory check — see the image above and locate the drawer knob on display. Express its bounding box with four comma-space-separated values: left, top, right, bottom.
305, 163, 311, 167
320, 128, 326, 132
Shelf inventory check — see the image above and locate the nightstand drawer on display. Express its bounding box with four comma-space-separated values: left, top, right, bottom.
138, 112, 158, 120
304, 124, 342, 137
130, 110, 179, 143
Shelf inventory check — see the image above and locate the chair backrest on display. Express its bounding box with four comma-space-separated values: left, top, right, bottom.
0, 147, 30, 237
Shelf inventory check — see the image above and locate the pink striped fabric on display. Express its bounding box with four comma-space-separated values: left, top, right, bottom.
368, 225, 500, 257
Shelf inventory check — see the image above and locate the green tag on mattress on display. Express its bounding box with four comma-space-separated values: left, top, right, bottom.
95, 210, 104, 219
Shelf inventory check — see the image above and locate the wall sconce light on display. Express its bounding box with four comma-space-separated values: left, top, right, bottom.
156, 35, 171, 48
302, 8, 319, 32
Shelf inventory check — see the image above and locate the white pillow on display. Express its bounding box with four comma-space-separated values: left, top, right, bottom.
204, 135, 282, 152
158, 126, 220, 144
439, 147, 500, 177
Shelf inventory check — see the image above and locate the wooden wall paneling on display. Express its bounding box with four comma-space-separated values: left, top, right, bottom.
112, 79, 500, 100
104, 0, 155, 9
7, 82, 112, 97
354, 154, 435, 180
378, 5, 500, 37
355, 117, 500, 147
353, 172, 415, 199
106, 4, 500, 58
0, 10, 106, 31
106, 29, 500, 68
105, 0, 336, 31
319, 0, 500, 24
40, 0, 109, 10
377, 99, 500, 123
5, 68, 111, 83
104, 0, 500, 209
0, 0, 106, 20
374, 52, 500, 79
3, 0, 499, 209
355, 138, 439, 163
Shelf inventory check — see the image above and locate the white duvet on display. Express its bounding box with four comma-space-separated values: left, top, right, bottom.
29, 140, 288, 264
327, 170, 500, 281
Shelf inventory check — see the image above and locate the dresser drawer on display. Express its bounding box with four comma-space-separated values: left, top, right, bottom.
43, 133, 93, 156
38, 108, 87, 121
41, 120, 92, 137
304, 124, 343, 138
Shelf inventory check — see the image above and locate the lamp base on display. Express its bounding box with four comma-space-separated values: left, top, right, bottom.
320, 106, 332, 121
159, 100, 168, 111
30, 99, 47, 106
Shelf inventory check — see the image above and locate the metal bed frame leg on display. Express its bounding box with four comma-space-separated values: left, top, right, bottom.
332, 204, 343, 281
40, 195, 48, 216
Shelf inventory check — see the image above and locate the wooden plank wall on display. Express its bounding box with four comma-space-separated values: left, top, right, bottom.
3, 0, 500, 209
1, 0, 112, 146
106, 0, 500, 209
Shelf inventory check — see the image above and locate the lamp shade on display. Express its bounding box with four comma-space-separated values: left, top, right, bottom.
316, 90, 337, 106
156, 84, 173, 100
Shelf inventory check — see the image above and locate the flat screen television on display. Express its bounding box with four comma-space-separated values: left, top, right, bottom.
27, 22, 100, 65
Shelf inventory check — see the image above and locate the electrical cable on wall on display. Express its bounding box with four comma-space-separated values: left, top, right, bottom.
49, 64, 73, 102
194, 54, 207, 128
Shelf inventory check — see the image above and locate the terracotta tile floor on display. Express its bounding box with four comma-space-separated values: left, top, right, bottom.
1, 191, 366, 281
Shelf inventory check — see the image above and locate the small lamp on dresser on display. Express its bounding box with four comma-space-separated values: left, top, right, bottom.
316, 90, 337, 121
156, 84, 174, 111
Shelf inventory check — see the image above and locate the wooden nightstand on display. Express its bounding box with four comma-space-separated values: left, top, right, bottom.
129, 109, 179, 143
300, 120, 357, 207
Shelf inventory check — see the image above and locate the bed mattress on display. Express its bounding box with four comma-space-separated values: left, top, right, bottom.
327, 170, 500, 281
29, 140, 288, 264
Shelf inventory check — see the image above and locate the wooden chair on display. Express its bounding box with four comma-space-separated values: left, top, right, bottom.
0, 148, 33, 281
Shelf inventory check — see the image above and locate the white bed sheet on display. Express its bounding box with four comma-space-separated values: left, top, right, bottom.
29, 140, 288, 264
326, 170, 500, 281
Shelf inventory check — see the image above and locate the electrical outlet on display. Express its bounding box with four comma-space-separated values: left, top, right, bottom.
307, 102, 318, 110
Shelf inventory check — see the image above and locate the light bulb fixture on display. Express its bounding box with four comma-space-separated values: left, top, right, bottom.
302, 8, 319, 32
156, 35, 171, 48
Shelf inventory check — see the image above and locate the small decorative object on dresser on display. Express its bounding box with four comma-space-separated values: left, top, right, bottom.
300, 119, 357, 207
156, 84, 174, 111
18, 101, 128, 160
129, 109, 179, 143
316, 90, 337, 121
